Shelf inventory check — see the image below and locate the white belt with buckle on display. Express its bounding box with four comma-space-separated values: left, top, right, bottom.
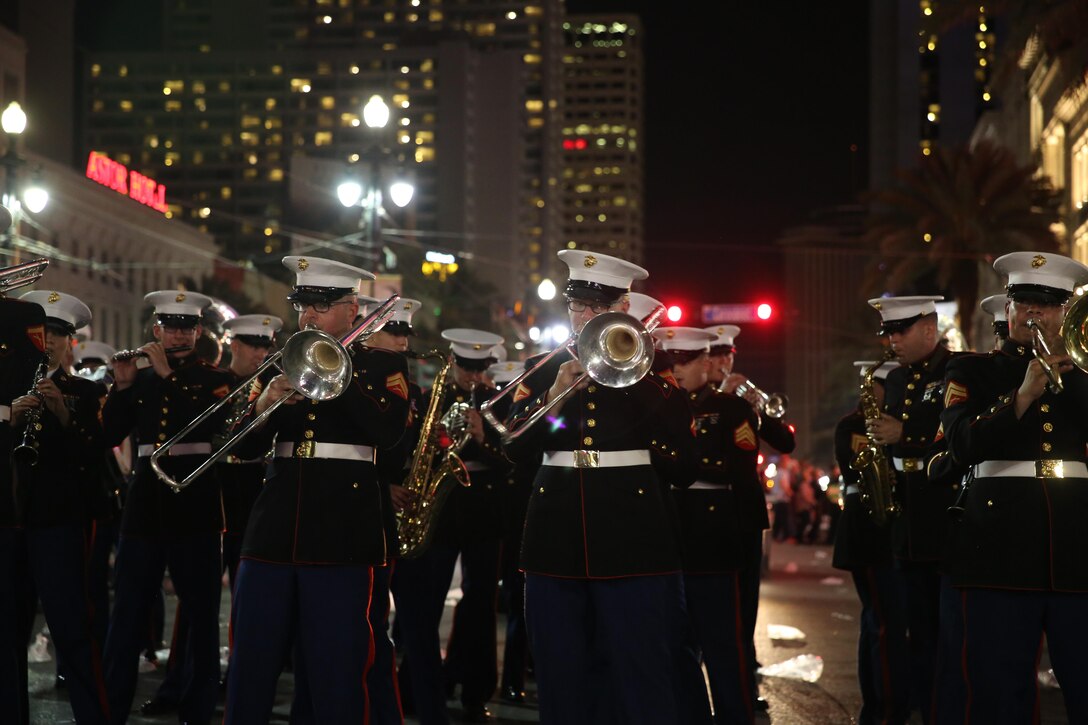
137, 442, 211, 458
0, 405, 9, 423
973, 460, 1087, 480
844, 484, 860, 495
542, 449, 651, 469
275, 441, 376, 462
679, 480, 733, 491
893, 457, 925, 473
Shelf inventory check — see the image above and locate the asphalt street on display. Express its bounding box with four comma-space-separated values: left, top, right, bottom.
27, 541, 1069, 724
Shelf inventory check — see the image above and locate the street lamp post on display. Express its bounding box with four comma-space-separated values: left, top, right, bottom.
337, 94, 414, 270
1, 101, 27, 251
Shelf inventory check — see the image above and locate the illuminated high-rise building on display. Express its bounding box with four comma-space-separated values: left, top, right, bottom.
81, 0, 564, 305
555, 15, 643, 283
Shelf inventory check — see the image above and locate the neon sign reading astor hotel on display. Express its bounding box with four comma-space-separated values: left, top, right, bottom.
85, 151, 169, 214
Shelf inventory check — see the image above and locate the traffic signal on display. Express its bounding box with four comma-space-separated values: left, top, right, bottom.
666, 305, 683, 322
756, 303, 773, 321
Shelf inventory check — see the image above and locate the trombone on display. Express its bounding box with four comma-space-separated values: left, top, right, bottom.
150, 294, 401, 492
480, 304, 665, 442
0, 258, 49, 296
1026, 293, 1088, 394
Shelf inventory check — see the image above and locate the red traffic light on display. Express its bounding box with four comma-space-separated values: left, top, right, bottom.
756, 303, 773, 321
666, 305, 683, 322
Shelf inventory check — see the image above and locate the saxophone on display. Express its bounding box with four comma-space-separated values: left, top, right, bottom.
396, 353, 474, 559
850, 348, 900, 527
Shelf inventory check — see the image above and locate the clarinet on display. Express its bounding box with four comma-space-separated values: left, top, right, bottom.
12, 353, 52, 466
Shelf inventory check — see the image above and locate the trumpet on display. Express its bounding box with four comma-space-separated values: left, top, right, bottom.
733, 379, 788, 419
480, 304, 665, 441
149, 294, 401, 492
111, 345, 192, 362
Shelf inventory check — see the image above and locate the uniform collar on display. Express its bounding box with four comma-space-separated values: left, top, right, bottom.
910, 344, 949, 372
1001, 338, 1031, 358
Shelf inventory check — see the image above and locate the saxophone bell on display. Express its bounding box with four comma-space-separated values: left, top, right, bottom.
850, 349, 900, 527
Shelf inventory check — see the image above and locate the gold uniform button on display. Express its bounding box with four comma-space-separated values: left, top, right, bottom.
986, 499, 994, 508
583, 436, 593, 446
162, 407, 169, 414
539, 487, 545, 493
907, 383, 915, 391
352, 482, 359, 489
1043, 442, 1053, 452
708, 505, 716, 512
158, 433, 166, 441
352, 372, 359, 378
1041, 404, 1051, 413
1043, 423, 1054, 432
702, 457, 709, 463
913, 373, 921, 380
586, 419, 596, 428
160, 419, 168, 427
637, 488, 644, 495
587, 402, 596, 410
307, 413, 316, 421
304, 430, 314, 439
587, 385, 597, 393
901, 413, 910, 421
904, 399, 913, 407
367, 384, 374, 390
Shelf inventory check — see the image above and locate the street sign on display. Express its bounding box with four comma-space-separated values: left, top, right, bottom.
702, 303, 762, 323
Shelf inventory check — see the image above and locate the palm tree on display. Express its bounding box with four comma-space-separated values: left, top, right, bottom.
863, 140, 1061, 348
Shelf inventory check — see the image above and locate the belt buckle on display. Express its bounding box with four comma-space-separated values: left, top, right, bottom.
573, 450, 599, 468
295, 441, 315, 459
903, 458, 923, 473
1036, 459, 1063, 478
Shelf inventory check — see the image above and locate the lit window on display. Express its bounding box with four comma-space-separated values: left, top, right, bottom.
120, 100, 133, 112
242, 115, 261, 128
314, 131, 333, 146
220, 187, 232, 200
415, 147, 435, 163
219, 81, 231, 92
290, 78, 312, 93
165, 100, 182, 112
321, 96, 336, 110
91, 64, 101, 77
524, 54, 542, 64
269, 168, 284, 181
240, 132, 259, 146
526, 99, 544, 112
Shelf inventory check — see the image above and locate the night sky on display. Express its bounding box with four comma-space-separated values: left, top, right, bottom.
568, 0, 871, 316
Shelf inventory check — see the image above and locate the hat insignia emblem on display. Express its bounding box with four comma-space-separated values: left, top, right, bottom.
298, 258, 309, 271
262, 318, 270, 325
176, 293, 186, 303
403, 303, 412, 310
666, 329, 675, 339
473, 344, 482, 350
717, 327, 724, 335
873, 302, 882, 310
1032, 255, 1047, 268
584, 255, 598, 268
47, 291, 60, 304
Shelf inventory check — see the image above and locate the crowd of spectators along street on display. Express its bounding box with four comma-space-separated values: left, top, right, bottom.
765, 454, 843, 545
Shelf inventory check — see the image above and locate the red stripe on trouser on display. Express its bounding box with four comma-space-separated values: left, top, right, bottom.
84, 520, 112, 720
363, 566, 375, 725
867, 567, 894, 725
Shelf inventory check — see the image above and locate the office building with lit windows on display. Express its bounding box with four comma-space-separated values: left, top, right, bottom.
555, 15, 643, 283
869, 0, 992, 191
80, 0, 564, 305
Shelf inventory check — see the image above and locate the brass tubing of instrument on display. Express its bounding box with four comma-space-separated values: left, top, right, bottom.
1027, 318, 1063, 394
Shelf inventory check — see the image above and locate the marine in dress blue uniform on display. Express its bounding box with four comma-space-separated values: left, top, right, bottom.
0, 289, 46, 725
101, 290, 232, 725
364, 296, 422, 725
72, 340, 123, 663
392, 328, 507, 725
11, 291, 111, 724
832, 359, 911, 725
658, 326, 755, 725
941, 252, 1088, 724
502, 250, 698, 725
224, 257, 410, 725
703, 323, 771, 711
979, 294, 1009, 348
866, 295, 958, 724
487, 360, 534, 706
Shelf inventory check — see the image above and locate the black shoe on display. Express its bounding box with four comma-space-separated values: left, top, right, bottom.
753, 696, 769, 712
139, 696, 177, 716
501, 686, 526, 704
461, 704, 492, 723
